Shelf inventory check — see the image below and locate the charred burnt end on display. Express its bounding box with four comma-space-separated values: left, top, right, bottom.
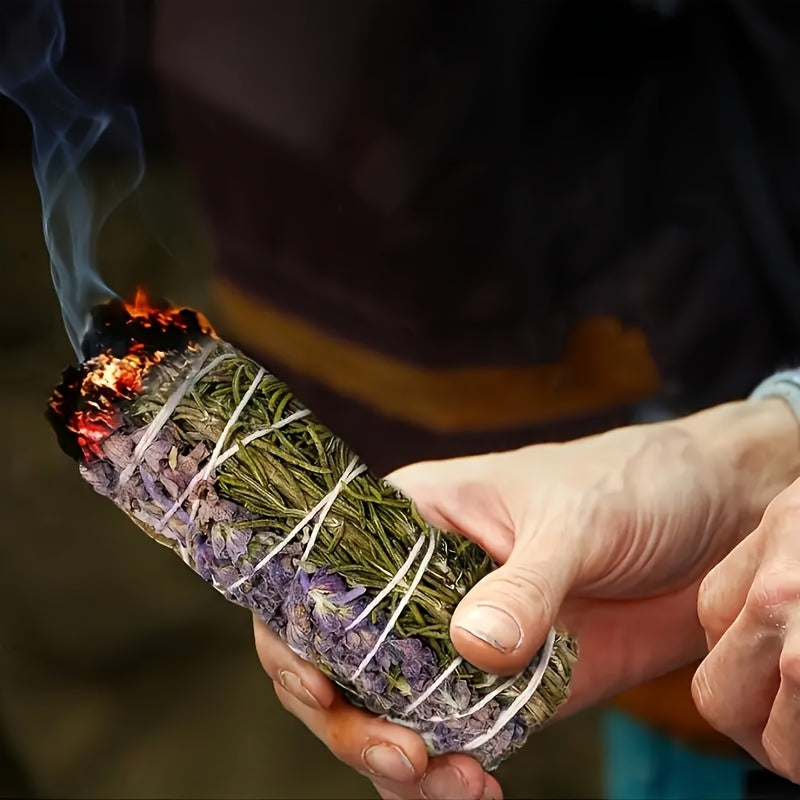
47, 360, 134, 462
47, 359, 134, 462
46, 366, 84, 460
81, 298, 210, 359
47, 298, 214, 462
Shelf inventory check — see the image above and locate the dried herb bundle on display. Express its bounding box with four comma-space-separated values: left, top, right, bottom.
49, 297, 577, 770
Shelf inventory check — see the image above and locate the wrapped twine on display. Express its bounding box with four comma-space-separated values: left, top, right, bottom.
51, 307, 577, 770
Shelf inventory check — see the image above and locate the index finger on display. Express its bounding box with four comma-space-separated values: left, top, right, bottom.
253, 615, 337, 710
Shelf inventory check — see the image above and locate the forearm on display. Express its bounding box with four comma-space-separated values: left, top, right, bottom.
675, 398, 800, 545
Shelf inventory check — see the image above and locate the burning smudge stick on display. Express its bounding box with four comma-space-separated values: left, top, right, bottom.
48, 295, 577, 770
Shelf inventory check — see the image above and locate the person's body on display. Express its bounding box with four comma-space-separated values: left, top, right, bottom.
156, 1, 800, 797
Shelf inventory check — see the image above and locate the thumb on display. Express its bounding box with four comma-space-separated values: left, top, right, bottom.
387, 454, 576, 674
385, 453, 516, 563
451, 539, 575, 676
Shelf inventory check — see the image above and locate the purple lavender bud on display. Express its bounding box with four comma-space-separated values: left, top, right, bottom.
210, 526, 227, 560
306, 570, 366, 634
192, 534, 214, 582
79, 408, 573, 771
139, 467, 191, 526
386, 638, 438, 690
225, 528, 251, 563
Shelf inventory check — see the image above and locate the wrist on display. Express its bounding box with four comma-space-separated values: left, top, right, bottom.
675, 398, 800, 543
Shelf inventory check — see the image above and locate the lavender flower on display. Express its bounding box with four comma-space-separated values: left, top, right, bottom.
63, 328, 576, 771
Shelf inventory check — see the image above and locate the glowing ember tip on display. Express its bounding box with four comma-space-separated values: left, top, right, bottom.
47, 293, 217, 461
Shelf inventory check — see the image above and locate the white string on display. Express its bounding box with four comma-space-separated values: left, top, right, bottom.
454, 675, 518, 719
299, 458, 367, 564
156, 405, 311, 531
158, 471, 204, 530
403, 656, 463, 715
228, 455, 367, 591
228, 493, 331, 590
462, 627, 557, 752
428, 674, 518, 723
201, 367, 265, 481
154, 367, 264, 531
351, 532, 437, 681
117, 344, 224, 486
190, 352, 239, 385
345, 534, 427, 632
241, 409, 311, 445
208, 409, 312, 472
133, 345, 222, 461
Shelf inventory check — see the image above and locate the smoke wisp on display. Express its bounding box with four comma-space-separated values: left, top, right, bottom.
0, 0, 144, 358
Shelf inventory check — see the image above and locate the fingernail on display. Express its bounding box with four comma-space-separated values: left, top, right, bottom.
362, 743, 415, 782
278, 669, 322, 710
421, 765, 468, 800
456, 604, 522, 653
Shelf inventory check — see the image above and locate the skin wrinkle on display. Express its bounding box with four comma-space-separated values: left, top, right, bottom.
762, 613, 800, 782
490, 563, 557, 625
698, 535, 767, 648
572, 426, 723, 597
747, 573, 800, 625
450, 480, 516, 563
698, 578, 742, 648
696, 604, 783, 742
695, 670, 772, 745
389, 460, 517, 562
760, 730, 786, 776
645, 427, 735, 572
763, 735, 800, 787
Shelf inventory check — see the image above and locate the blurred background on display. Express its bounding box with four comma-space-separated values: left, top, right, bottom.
0, 1, 608, 797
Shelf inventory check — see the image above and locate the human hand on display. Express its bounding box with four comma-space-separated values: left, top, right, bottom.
255, 398, 800, 799
694, 472, 800, 785
254, 618, 501, 800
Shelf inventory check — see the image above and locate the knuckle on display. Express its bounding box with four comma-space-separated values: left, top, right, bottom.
779, 648, 800, 687
697, 569, 733, 638
746, 571, 800, 626
760, 490, 800, 558
762, 491, 800, 545
690, 667, 713, 719
691, 665, 734, 731
696, 572, 716, 625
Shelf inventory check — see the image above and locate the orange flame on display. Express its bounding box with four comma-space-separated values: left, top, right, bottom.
122, 287, 215, 335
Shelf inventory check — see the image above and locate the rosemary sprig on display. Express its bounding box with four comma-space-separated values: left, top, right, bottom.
75, 336, 577, 769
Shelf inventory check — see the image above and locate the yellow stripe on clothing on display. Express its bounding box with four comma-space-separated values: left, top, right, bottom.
213, 278, 661, 433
